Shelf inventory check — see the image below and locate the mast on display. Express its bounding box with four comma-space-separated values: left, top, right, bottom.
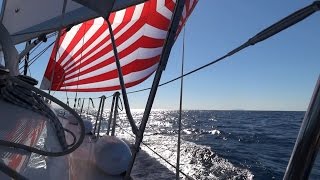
0, 22, 19, 76
23, 41, 31, 76
284, 76, 320, 179
125, 0, 187, 178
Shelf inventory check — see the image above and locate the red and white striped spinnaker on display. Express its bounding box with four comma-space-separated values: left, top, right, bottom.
40, 0, 198, 92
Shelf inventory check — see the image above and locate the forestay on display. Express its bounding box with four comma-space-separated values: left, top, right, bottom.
40, 0, 198, 92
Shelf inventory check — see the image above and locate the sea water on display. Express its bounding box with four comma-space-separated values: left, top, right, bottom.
31, 110, 320, 179
111, 110, 319, 179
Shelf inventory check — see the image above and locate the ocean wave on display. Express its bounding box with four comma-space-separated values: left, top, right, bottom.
116, 129, 253, 180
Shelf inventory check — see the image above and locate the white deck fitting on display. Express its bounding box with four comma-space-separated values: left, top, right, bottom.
63, 118, 123, 180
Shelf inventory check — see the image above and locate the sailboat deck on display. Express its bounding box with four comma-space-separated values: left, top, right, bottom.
0, 99, 175, 179
0, 100, 45, 179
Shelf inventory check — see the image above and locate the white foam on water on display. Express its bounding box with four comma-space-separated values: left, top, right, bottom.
116, 128, 254, 180
210, 129, 221, 135
26, 108, 254, 179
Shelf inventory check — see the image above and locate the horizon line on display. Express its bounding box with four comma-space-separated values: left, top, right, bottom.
126, 108, 306, 112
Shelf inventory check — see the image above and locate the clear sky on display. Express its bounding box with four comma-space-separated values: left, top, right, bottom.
4, 0, 320, 111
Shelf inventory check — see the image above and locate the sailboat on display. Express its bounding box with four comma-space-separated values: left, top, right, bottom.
0, 0, 320, 179
0, 0, 198, 179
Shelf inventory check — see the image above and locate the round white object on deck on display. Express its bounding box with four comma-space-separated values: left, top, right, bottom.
94, 136, 132, 175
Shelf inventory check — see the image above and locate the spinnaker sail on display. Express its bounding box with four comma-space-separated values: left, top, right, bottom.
1, 0, 147, 44
40, 0, 198, 92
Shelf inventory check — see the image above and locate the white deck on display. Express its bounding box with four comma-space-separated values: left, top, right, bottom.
0, 100, 46, 179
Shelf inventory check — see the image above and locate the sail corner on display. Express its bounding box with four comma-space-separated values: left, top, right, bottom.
40, 77, 51, 90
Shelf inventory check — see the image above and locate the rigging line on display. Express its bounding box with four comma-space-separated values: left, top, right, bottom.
124, 1, 320, 96
18, 32, 58, 67
49, 0, 68, 95
59, 97, 101, 100
64, 69, 69, 103
74, 19, 86, 108
18, 42, 42, 67
72, 28, 85, 109
28, 68, 32, 77
106, 19, 138, 135
115, 123, 194, 180
18, 31, 64, 71
86, 98, 90, 119
50, 49, 63, 97
21, 41, 55, 69
23, 40, 31, 76
52, 53, 69, 96
29, 41, 42, 55
19, 44, 54, 75
65, 88, 69, 106
50, 30, 71, 96
176, 26, 185, 180
117, 95, 124, 111
25, 32, 56, 58
1, 76, 86, 157
31, 31, 58, 55
19, 43, 47, 68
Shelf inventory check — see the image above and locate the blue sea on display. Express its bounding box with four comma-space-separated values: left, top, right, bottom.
108, 110, 320, 179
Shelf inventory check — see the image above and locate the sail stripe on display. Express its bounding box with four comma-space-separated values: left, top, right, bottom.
65, 37, 164, 80
45, 29, 67, 79
60, 63, 158, 90
60, 18, 107, 70
61, 73, 153, 92
67, 23, 166, 74
156, 0, 173, 20
64, 13, 161, 76
59, 21, 94, 66
65, 2, 157, 72
63, 56, 160, 86
59, 19, 99, 67
60, 9, 127, 68
58, 25, 81, 60
64, 2, 164, 76
41, 0, 198, 92
63, 21, 109, 70
64, 11, 169, 76
62, 7, 144, 72
63, 40, 164, 84
65, 46, 163, 82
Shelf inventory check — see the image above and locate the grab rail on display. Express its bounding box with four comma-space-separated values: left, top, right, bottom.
93, 95, 106, 138
106, 92, 120, 136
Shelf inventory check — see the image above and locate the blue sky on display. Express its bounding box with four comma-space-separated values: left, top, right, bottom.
4, 0, 320, 110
